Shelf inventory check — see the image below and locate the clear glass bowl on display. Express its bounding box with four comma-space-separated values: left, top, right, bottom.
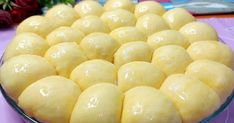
0, 56, 233, 123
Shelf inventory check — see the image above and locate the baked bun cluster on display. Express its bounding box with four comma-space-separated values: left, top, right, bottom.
1, 0, 234, 123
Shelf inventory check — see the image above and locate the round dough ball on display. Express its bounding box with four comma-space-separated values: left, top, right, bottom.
74, 1, 103, 17
122, 86, 182, 123
46, 26, 85, 46
118, 61, 165, 92
136, 13, 169, 36
71, 16, 109, 35
70, 59, 117, 90
185, 60, 234, 103
160, 74, 220, 123
110, 27, 146, 44
187, 41, 234, 67
152, 45, 192, 76
134, 1, 165, 18
45, 4, 79, 27
0, 55, 56, 100
4, 33, 49, 61
101, 9, 136, 30
80, 32, 119, 61
70, 83, 123, 123
147, 30, 190, 50
18, 76, 81, 123
114, 41, 153, 68
163, 8, 195, 30
104, 0, 135, 12
179, 22, 218, 43
16, 16, 55, 38
44, 42, 87, 78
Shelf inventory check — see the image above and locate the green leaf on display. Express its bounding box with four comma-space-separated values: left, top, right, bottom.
10, 1, 20, 8
3, 3, 7, 10
7, 4, 11, 9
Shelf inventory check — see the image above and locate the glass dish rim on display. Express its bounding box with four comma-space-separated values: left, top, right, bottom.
0, 55, 234, 123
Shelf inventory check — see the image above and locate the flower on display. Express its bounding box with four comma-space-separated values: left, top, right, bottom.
10, 8, 27, 23
0, 10, 13, 28
10, 0, 40, 23
15, 0, 39, 12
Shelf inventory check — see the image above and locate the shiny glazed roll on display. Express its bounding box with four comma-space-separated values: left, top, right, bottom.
110, 26, 146, 44
45, 4, 79, 27
179, 22, 218, 43
122, 86, 182, 123
118, 61, 165, 92
44, 42, 87, 78
134, 1, 165, 18
16, 16, 55, 38
163, 8, 195, 30
187, 41, 234, 67
0, 55, 56, 100
74, 1, 103, 17
186, 60, 234, 103
147, 30, 190, 50
101, 9, 136, 30
46, 26, 85, 46
152, 45, 192, 76
114, 41, 153, 68
70, 59, 117, 90
104, 0, 135, 12
4, 32, 49, 61
18, 76, 81, 123
70, 83, 123, 123
80, 32, 119, 62
136, 13, 169, 36
160, 74, 220, 123
71, 16, 109, 35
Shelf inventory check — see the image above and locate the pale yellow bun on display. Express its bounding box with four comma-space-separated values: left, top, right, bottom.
80, 32, 119, 62
114, 41, 153, 68
71, 16, 109, 35
0, 55, 56, 100
70, 59, 117, 90
74, 1, 103, 17
101, 9, 136, 30
4, 33, 49, 61
122, 86, 182, 123
110, 26, 146, 44
46, 26, 85, 46
16, 16, 55, 38
70, 83, 123, 123
160, 74, 220, 123
187, 41, 234, 67
45, 4, 79, 28
179, 22, 218, 43
186, 60, 234, 103
147, 30, 190, 50
136, 13, 169, 36
44, 42, 87, 78
118, 61, 165, 92
18, 76, 81, 123
135, 1, 165, 18
104, 0, 135, 12
152, 45, 192, 76
163, 8, 195, 30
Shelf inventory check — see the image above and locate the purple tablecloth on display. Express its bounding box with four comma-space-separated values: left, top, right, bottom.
0, 18, 234, 123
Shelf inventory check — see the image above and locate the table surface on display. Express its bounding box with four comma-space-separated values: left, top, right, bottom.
0, 17, 234, 123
